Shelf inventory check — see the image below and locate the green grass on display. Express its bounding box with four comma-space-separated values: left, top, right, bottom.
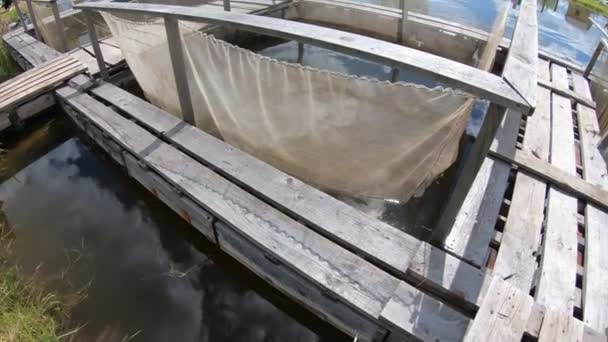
0, 3, 26, 82
0, 220, 76, 341
572, 0, 608, 17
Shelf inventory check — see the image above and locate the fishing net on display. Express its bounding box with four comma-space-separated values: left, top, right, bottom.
101, 0, 505, 201
31, 0, 110, 52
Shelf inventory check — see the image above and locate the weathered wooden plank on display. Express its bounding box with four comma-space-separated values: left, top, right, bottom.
502, 0, 537, 109
0, 54, 71, 94
3, 31, 62, 67
15, 93, 55, 121
81, 40, 125, 66
75, 1, 530, 112
538, 78, 596, 109
380, 281, 471, 342
124, 153, 217, 243
215, 220, 387, 341
492, 86, 550, 291
0, 63, 84, 111
538, 58, 550, 84
91, 82, 421, 279
526, 304, 546, 338
463, 277, 534, 342
536, 92, 578, 313
577, 103, 608, 333
0, 55, 85, 112
551, 63, 570, 90
572, 72, 593, 101
439, 107, 520, 267
489, 148, 608, 212
0, 60, 82, 101
56, 86, 402, 339
69, 48, 100, 75
538, 308, 584, 342
0, 57, 80, 100
407, 241, 490, 311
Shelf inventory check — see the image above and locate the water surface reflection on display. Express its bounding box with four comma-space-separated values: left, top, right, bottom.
0, 126, 345, 341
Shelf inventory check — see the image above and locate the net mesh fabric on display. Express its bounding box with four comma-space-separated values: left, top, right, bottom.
101, 0, 504, 201
31, 1, 110, 52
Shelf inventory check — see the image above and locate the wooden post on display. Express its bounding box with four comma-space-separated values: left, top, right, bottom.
584, 39, 605, 79
84, 11, 109, 81
13, 1, 28, 32
164, 17, 195, 125
223, 0, 231, 11
297, 42, 304, 63
398, 0, 406, 43
24, 0, 42, 41
51, 1, 68, 52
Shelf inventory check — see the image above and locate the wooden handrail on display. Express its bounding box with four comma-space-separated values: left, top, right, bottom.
74, 1, 532, 113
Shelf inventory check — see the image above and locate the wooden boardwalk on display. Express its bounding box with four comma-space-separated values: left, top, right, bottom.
443, 32, 608, 338
2, 0, 608, 340
0, 53, 85, 131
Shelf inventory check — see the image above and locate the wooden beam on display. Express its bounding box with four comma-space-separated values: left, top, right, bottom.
577, 102, 608, 333
50, 1, 68, 52
538, 78, 597, 109
84, 11, 109, 81
164, 17, 195, 125
74, 1, 530, 113
488, 148, 608, 212
13, 1, 28, 32
584, 38, 605, 78
536, 92, 578, 313
24, 0, 43, 41
491, 86, 550, 291
502, 0, 537, 110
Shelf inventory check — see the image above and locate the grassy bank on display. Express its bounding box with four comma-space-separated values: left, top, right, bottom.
0, 215, 76, 341
572, 0, 608, 17
0, 3, 25, 82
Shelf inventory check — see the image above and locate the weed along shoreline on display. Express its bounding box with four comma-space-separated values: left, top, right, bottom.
0, 205, 80, 341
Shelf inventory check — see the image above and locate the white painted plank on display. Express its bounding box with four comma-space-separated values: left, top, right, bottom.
492, 86, 550, 290
463, 277, 534, 342
536, 92, 578, 313
577, 103, 608, 333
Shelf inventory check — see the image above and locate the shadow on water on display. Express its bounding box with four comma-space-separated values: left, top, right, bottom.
0, 115, 348, 342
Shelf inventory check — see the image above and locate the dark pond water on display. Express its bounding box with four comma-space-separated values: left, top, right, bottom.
1, 0, 607, 340
0, 116, 346, 341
